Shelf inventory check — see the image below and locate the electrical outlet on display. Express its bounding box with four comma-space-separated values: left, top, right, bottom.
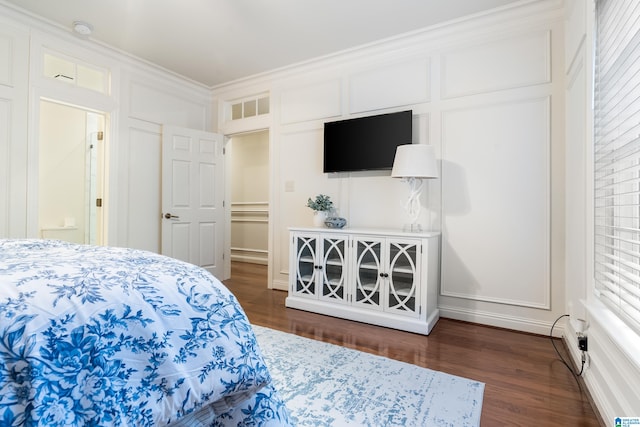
578, 335, 588, 352
581, 351, 590, 371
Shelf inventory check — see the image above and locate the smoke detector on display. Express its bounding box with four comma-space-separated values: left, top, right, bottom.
73, 21, 93, 36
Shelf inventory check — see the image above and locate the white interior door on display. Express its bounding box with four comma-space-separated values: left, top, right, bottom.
161, 126, 224, 277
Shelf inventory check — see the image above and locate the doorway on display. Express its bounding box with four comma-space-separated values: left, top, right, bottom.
227, 130, 270, 274
38, 100, 106, 245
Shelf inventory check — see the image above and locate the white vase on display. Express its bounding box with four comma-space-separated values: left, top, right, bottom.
313, 211, 328, 227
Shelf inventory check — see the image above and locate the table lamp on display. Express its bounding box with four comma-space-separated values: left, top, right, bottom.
391, 144, 439, 232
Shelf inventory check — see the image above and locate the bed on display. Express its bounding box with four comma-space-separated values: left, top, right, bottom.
0, 239, 292, 426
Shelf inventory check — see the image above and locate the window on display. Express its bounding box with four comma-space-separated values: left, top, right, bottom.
43, 52, 109, 94
593, 0, 640, 332
227, 94, 270, 121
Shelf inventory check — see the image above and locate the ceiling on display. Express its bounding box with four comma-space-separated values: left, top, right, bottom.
4, 0, 522, 87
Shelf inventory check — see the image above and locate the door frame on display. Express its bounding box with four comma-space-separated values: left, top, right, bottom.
223, 128, 273, 286
26, 88, 116, 243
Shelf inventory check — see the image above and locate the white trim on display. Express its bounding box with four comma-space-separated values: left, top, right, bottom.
212, 0, 564, 93
438, 304, 562, 336
231, 201, 269, 206
230, 247, 267, 254
586, 298, 640, 373
230, 254, 268, 265
440, 96, 552, 310
564, 298, 640, 422
287, 295, 440, 335
271, 278, 289, 291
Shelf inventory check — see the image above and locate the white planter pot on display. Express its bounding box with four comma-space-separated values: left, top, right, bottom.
313, 211, 328, 227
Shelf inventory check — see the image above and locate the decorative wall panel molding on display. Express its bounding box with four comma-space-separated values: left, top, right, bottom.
0, 35, 12, 87
441, 30, 551, 99
199, 222, 216, 267
438, 303, 558, 336
0, 99, 9, 236
565, 0, 586, 74
0, 21, 28, 238
129, 81, 207, 129
276, 128, 342, 282
280, 79, 341, 124
441, 97, 551, 309
349, 58, 430, 113
124, 125, 162, 252
564, 50, 587, 310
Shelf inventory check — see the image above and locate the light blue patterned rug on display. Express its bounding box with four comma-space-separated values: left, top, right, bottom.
252, 325, 484, 427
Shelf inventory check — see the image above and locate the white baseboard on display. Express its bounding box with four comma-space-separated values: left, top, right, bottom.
230, 254, 267, 265
270, 278, 288, 291
438, 304, 563, 336
563, 321, 609, 423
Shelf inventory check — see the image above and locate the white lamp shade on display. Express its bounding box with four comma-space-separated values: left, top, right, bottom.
391, 144, 438, 178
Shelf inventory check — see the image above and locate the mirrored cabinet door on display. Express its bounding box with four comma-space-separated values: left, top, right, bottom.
293, 235, 318, 297
320, 237, 348, 303
387, 241, 419, 315
353, 238, 383, 309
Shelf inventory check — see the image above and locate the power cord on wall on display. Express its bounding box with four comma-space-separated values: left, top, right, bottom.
550, 314, 585, 392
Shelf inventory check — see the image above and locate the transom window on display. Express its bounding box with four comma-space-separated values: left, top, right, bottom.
227, 94, 269, 121
43, 51, 110, 95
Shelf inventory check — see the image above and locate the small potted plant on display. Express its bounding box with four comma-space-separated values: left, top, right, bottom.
306, 194, 333, 227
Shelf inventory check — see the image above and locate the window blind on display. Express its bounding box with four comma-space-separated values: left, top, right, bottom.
594, 0, 640, 333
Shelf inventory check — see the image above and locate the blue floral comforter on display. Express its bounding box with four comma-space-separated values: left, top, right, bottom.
0, 239, 290, 426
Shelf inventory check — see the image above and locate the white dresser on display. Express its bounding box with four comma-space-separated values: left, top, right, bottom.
286, 227, 440, 335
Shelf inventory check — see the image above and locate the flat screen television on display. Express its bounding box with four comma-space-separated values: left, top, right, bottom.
323, 110, 412, 173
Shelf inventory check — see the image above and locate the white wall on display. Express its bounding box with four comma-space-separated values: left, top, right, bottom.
213, 0, 567, 336
0, 3, 212, 254
0, 17, 29, 237
116, 68, 211, 252
564, 0, 640, 420
0, 0, 573, 338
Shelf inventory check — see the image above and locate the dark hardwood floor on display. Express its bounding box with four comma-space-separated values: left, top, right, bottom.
223, 262, 603, 426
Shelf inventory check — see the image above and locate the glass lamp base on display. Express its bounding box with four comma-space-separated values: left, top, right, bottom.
403, 223, 423, 232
